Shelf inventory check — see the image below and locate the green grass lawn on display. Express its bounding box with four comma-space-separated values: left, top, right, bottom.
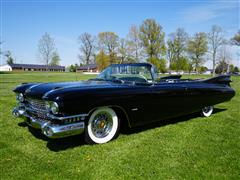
0, 72, 239, 179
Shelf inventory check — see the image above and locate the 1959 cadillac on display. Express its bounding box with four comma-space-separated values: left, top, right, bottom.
12, 63, 235, 144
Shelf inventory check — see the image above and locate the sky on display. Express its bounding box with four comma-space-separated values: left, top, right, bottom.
1, 0, 239, 68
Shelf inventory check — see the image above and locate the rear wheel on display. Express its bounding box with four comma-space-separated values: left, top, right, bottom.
201, 106, 214, 117
85, 107, 120, 144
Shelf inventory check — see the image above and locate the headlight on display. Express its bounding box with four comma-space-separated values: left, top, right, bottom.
51, 102, 59, 114
46, 101, 59, 114
17, 93, 24, 102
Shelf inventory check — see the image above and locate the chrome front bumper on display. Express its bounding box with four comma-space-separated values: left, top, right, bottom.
12, 106, 86, 139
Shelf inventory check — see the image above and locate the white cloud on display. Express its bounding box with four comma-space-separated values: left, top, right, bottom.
180, 1, 238, 23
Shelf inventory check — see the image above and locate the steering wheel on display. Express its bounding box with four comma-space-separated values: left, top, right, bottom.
110, 76, 124, 83
139, 74, 148, 82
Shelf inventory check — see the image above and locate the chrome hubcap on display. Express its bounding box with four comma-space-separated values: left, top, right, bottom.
91, 112, 113, 138
203, 106, 212, 113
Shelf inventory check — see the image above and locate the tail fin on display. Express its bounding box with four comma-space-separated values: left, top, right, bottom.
203, 75, 232, 86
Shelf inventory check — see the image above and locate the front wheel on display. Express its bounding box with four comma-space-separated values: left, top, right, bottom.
85, 107, 120, 144
201, 106, 214, 117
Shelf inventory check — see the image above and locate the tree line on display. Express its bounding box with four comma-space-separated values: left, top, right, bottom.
1, 18, 240, 74
77, 19, 239, 74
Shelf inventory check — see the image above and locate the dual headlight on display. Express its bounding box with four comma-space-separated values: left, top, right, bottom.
16, 93, 25, 102
45, 101, 59, 114
16, 93, 59, 114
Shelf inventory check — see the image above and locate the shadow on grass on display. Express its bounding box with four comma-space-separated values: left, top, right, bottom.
18, 108, 226, 152
46, 134, 86, 152
18, 122, 86, 151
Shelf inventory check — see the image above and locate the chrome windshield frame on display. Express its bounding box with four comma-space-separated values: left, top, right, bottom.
97, 63, 156, 83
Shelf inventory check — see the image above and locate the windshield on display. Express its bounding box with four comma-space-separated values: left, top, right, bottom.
97, 64, 154, 83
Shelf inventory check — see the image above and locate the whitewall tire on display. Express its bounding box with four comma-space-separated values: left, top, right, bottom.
201, 106, 214, 117
85, 107, 120, 144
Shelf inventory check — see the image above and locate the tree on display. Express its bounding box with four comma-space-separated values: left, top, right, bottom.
49, 51, 60, 66
199, 66, 208, 74
233, 66, 239, 73
167, 28, 188, 71
1, 41, 15, 65
147, 57, 167, 73
127, 25, 142, 62
231, 30, 240, 46
68, 64, 78, 72
5, 51, 14, 64
218, 45, 231, 63
158, 58, 167, 73
208, 25, 225, 75
177, 57, 189, 71
215, 60, 228, 74
139, 19, 166, 59
187, 61, 194, 74
118, 38, 128, 63
38, 32, 56, 69
187, 32, 208, 72
217, 44, 232, 73
167, 39, 175, 68
96, 50, 110, 71
98, 32, 119, 64
78, 33, 96, 65
229, 64, 235, 73
230, 31, 240, 69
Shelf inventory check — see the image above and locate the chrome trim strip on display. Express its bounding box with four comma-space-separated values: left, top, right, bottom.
42, 89, 58, 98
47, 113, 89, 120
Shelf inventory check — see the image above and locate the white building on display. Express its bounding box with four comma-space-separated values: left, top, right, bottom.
203, 69, 213, 75
0, 64, 12, 71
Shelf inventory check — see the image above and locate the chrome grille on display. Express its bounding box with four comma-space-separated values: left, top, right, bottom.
27, 98, 46, 111
31, 112, 50, 121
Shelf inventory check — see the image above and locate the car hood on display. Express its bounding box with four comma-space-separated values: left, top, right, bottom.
24, 80, 117, 99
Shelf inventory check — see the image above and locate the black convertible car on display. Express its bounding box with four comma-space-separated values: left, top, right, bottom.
12, 63, 235, 144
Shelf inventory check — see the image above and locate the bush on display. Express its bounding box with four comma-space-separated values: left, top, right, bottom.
215, 60, 228, 74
